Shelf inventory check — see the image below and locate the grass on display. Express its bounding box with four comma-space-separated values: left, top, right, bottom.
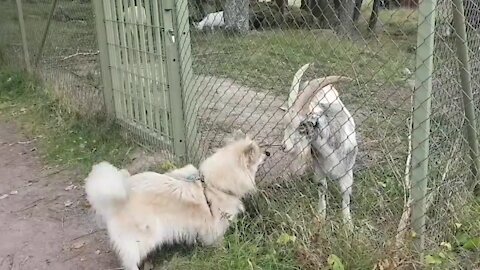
0, 69, 132, 174
1, 1, 479, 269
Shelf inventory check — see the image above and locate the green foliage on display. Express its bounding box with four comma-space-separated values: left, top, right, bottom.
0, 70, 134, 174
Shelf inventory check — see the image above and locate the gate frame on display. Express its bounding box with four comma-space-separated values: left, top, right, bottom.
93, 0, 194, 163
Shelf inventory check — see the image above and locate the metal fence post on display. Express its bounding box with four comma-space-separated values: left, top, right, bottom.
174, 0, 198, 164
411, 0, 437, 254
163, 0, 188, 162
15, 0, 31, 73
451, 0, 480, 193
92, 0, 116, 117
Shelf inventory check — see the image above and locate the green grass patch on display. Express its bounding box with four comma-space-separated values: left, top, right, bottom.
0, 69, 133, 175
192, 29, 415, 96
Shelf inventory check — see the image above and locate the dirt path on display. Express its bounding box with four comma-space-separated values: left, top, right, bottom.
0, 121, 118, 270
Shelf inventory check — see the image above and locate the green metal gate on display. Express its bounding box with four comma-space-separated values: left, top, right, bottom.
92, 0, 194, 162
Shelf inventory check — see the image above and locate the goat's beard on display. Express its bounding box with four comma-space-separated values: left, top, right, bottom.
287, 143, 313, 176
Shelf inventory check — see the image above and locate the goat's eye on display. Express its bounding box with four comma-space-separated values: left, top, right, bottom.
298, 124, 305, 133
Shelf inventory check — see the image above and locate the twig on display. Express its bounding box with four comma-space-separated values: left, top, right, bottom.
12, 197, 45, 213
350, 62, 362, 88
62, 50, 99, 61
395, 91, 414, 250
70, 230, 102, 242
425, 118, 464, 210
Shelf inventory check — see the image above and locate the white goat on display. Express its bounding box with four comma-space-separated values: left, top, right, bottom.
281, 63, 357, 229
194, 11, 225, 30
121, 5, 148, 43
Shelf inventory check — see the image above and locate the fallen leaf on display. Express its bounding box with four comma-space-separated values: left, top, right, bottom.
72, 241, 85, 249
276, 233, 296, 245
65, 185, 77, 191
64, 200, 73, 207
462, 237, 480, 251
0, 194, 9, 200
10, 190, 18, 195
328, 254, 345, 270
425, 255, 442, 265
440, 242, 452, 251
95, 250, 101, 255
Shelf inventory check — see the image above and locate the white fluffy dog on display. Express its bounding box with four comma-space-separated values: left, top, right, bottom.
85, 131, 264, 270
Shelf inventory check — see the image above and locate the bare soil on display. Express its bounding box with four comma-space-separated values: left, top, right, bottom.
0, 121, 118, 270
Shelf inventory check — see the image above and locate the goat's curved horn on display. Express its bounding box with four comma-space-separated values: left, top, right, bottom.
287, 63, 312, 108
296, 76, 353, 114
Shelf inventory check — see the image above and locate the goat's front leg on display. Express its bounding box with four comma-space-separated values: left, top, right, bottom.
313, 162, 327, 221
339, 170, 354, 230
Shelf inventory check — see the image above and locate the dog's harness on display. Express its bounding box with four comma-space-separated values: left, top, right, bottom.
189, 172, 235, 220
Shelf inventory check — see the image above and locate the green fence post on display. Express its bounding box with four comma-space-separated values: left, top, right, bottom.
451, 0, 480, 194
163, 0, 188, 162
15, 0, 31, 73
174, 0, 198, 164
92, 0, 116, 117
411, 0, 438, 255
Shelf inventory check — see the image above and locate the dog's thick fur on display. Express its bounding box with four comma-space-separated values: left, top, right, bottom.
85, 132, 264, 270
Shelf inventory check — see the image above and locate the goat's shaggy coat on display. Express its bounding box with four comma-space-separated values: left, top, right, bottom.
85, 132, 264, 270
194, 11, 225, 30
282, 63, 357, 228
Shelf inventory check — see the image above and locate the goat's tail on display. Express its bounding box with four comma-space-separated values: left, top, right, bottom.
85, 161, 130, 219
288, 63, 312, 107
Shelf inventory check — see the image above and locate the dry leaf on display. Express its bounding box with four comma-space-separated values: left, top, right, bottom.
65, 185, 77, 191
72, 241, 85, 249
10, 190, 18, 195
64, 200, 73, 207
0, 194, 9, 200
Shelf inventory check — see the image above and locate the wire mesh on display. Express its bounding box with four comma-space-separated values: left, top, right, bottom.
1, 0, 479, 268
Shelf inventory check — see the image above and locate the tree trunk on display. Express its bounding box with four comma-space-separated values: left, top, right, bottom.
196, 0, 206, 18
301, 0, 309, 10
352, 0, 363, 22
333, 0, 356, 36
368, 0, 379, 32
224, 0, 249, 34
310, 0, 334, 24
275, 0, 286, 13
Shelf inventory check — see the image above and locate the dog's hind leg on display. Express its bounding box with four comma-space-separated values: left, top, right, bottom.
339, 170, 354, 230
114, 239, 142, 270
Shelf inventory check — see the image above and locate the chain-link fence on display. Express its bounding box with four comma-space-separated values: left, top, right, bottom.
0, 0, 102, 115
1, 0, 479, 268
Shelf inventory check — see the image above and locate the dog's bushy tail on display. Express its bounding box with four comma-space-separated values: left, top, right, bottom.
85, 161, 130, 218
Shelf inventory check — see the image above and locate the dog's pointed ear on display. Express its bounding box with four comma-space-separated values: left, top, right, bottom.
232, 129, 246, 141
242, 141, 260, 165
119, 169, 131, 178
